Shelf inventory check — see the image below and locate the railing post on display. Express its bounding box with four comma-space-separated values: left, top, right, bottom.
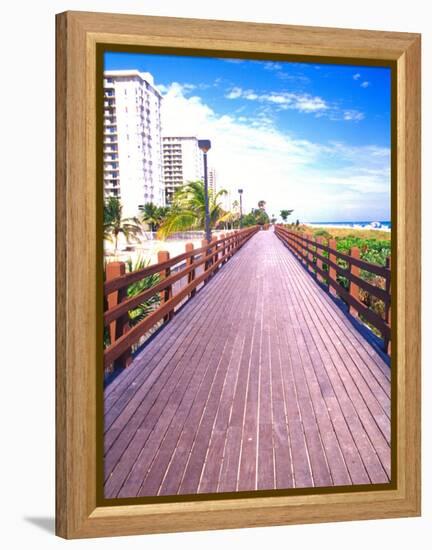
384, 255, 391, 355
185, 242, 196, 298
328, 238, 337, 295
220, 233, 226, 264
301, 234, 307, 266
316, 237, 324, 282
308, 235, 315, 273
289, 231, 295, 256
286, 229, 292, 254
158, 250, 173, 322
201, 238, 209, 284
106, 261, 132, 369
211, 235, 218, 273
349, 247, 360, 316
291, 231, 296, 256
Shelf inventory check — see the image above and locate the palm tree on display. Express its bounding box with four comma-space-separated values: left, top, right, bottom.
217, 210, 239, 230
258, 200, 266, 210
139, 202, 164, 232
104, 197, 142, 253
280, 209, 294, 222
157, 180, 227, 239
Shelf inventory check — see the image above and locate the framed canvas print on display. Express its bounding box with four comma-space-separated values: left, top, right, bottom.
56, 11, 421, 539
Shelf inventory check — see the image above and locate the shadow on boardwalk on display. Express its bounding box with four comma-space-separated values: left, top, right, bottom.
104, 230, 391, 498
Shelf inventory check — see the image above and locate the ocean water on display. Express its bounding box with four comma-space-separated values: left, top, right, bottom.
305, 221, 391, 231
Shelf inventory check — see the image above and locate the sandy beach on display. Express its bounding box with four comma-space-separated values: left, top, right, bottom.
104, 230, 234, 266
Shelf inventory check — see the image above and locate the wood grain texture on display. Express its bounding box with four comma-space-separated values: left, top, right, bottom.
55, 10, 421, 539
103, 232, 391, 499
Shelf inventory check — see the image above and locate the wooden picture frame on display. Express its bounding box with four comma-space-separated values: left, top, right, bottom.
56, 11, 421, 539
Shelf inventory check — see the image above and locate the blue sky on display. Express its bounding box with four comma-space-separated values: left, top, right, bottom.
105, 52, 391, 222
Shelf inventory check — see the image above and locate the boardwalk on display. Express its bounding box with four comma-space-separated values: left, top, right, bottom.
104, 230, 391, 498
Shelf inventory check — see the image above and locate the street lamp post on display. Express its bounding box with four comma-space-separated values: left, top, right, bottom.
238, 188, 243, 229
198, 139, 211, 243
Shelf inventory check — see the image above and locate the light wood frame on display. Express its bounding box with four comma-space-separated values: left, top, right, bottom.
56, 11, 421, 539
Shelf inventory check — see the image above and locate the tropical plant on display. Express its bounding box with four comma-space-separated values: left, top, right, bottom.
280, 209, 294, 222
124, 257, 161, 326
103, 256, 161, 349
139, 202, 169, 232
157, 180, 227, 239
217, 210, 239, 229
104, 197, 142, 252
242, 208, 270, 227
258, 200, 266, 210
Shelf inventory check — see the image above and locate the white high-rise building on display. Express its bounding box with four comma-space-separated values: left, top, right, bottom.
103, 70, 165, 216
162, 137, 204, 204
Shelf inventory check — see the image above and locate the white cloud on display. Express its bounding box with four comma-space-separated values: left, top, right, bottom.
225, 87, 242, 99
343, 110, 365, 121
263, 62, 283, 71
360, 81, 370, 88
243, 90, 259, 100
157, 83, 168, 93
225, 87, 329, 113
225, 86, 366, 121
353, 73, 361, 80
159, 83, 389, 222
292, 96, 328, 112
183, 83, 196, 90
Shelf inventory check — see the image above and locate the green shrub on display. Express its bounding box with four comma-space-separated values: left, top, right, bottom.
104, 256, 161, 349
313, 229, 332, 239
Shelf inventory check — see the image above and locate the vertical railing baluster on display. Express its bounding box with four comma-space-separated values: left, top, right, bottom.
308, 235, 315, 273
220, 233, 226, 264
328, 238, 337, 295
106, 261, 132, 369
316, 237, 324, 283
185, 242, 196, 298
349, 247, 360, 316
201, 238, 209, 284
384, 255, 391, 355
158, 250, 173, 322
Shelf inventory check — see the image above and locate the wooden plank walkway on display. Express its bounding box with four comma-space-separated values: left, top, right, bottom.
104, 229, 391, 498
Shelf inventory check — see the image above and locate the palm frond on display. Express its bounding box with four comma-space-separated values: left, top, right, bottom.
157, 210, 198, 239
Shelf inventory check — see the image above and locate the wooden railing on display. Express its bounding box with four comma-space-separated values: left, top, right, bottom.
274, 225, 391, 354
104, 226, 259, 370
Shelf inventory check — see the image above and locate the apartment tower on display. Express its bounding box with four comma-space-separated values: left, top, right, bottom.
162, 137, 204, 204
103, 70, 165, 216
